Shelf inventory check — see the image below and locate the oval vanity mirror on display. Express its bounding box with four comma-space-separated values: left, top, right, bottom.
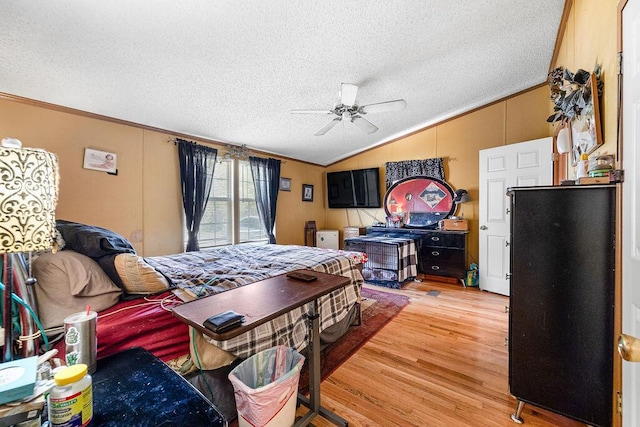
383, 176, 456, 228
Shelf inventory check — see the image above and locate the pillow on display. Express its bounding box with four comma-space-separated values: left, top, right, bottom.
32, 250, 122, 329
56, 220, 136, 259
191, 326, 238, 370
97, 254, 125, 289
113, 253, 171, 295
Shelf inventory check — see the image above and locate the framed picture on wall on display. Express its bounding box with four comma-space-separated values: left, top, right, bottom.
83, 148, 117, 174
279, 177, 291, 191
302, 184, 314, 202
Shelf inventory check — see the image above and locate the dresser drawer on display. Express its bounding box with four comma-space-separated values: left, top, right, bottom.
419, 232, 465, 249
420, 261, 466, 278
422, 247, 465, 264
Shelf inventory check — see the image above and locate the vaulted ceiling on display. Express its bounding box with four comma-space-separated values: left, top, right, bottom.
0, 1, 565, 165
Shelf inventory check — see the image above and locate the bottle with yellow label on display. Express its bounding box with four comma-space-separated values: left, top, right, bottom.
47, 363, 93, 427
577, 153, 589, 179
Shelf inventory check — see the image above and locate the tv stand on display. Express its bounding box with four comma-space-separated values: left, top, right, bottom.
365, 227, 468, 282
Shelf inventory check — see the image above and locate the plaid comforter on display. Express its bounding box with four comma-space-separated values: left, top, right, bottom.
145, 244, 366, 359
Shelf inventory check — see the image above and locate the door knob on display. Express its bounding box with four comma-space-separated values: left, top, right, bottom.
618, 334, 640, 362
480, 225, 488, 230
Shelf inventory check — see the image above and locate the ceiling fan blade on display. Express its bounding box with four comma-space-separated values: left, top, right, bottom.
314, 117, 341, 136
291, 109, 333, 114
360, 99, 407, 114
340, 83, 358, 107
352, 116, 378, 134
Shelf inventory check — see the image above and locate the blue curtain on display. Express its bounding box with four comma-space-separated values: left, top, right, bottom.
249, 156, 280, 244
177, 139, 217, 251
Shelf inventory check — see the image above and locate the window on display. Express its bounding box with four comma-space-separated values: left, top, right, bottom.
191, 159, 267, 249
237, 161, 265, 243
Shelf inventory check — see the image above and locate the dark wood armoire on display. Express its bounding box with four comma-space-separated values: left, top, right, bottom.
508, 185, 616, 427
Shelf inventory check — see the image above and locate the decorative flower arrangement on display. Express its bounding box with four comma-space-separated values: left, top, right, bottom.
546, 65, 602, 125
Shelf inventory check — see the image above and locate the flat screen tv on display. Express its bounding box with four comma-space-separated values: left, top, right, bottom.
327, 167, 381, 209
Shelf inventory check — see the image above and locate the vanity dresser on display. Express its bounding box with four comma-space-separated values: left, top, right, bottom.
364, 226, 467, 282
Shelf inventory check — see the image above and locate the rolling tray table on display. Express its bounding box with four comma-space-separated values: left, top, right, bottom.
172, 269, 351, 427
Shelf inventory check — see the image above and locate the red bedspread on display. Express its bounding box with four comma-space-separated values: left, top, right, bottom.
54, 291, 190, 362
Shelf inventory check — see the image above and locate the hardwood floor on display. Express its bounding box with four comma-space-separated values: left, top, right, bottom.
299, 279, 587, 427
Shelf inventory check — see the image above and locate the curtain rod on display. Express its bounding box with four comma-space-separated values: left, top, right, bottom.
167, 138, 286, 163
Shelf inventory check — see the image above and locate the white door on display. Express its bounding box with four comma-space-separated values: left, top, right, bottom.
479, 138, 553, 295
622, 1, 640, 425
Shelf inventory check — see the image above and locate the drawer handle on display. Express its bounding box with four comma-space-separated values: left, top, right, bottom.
431, 251, 440, 256
431, 266, 440, 271
431, 236, 440, 241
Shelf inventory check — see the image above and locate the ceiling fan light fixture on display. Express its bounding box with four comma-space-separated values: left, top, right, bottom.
294, 83, 402, 136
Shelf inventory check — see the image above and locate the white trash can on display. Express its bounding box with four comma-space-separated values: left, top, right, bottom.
228, 345, 305, 427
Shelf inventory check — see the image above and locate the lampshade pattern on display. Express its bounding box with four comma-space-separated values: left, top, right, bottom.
0, 146, 59, 253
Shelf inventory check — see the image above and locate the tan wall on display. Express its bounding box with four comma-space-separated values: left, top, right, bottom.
277, 161, 327, 245
0, 99, 325, 256
325, 86, 553, 265
555, 0, 618, 161
0, 0, 617, 263
0, 87, 552, 263
0, 99, 147, 253
324, 0, 619, 266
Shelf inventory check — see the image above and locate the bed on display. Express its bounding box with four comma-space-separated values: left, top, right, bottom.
32, 220, 366, 372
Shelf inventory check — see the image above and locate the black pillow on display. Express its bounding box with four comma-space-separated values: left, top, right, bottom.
56, 220, 136, 259
97, 254, 125, 289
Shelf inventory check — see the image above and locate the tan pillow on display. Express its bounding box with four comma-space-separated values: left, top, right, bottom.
113, 253, 170, 295
190, 327, 237, 370
33, 250, 122, 329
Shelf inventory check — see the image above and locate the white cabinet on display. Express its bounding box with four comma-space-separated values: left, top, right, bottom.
316, 230, 339, 249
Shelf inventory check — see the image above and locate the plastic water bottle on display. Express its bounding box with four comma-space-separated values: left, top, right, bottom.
577, 153, 589, 179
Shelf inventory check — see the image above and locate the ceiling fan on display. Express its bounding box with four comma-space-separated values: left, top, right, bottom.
292, 83, 407, 136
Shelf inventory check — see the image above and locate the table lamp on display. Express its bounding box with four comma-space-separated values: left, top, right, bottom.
0, 140, 59, 362
454, 189, 471, 217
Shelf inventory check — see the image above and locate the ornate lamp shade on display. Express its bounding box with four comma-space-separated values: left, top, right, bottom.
0, 146, 60, 253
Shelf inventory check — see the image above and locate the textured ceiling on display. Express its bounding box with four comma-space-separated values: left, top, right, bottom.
0, 1, 564, 165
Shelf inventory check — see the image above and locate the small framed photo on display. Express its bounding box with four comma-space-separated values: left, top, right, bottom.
302, 184, 314, 202
83, 148, 117, 174
279, 177, 291, 191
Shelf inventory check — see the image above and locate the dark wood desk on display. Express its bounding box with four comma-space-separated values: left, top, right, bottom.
172, 269, 350, 427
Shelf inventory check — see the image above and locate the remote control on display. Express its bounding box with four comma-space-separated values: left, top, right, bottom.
286, 271, 318, 282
